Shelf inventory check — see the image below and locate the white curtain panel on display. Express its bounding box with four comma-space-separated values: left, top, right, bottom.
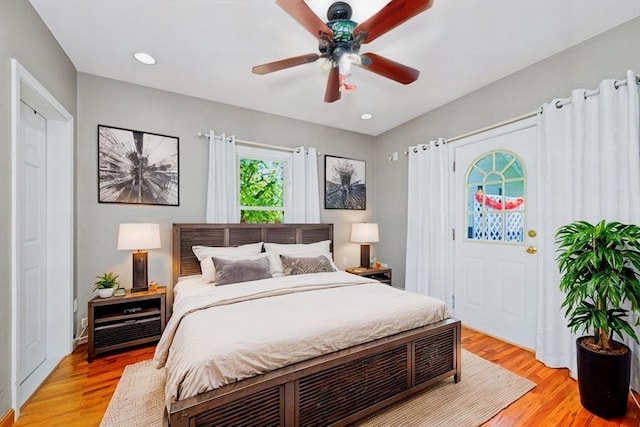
536, 70, 640, 391
289, 146, 320, 223
405, 138, 450, 301
205, 131, 239, 223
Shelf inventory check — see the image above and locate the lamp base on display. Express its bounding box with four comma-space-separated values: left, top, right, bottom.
131, 251, 149, 293
360, 244, 371, 269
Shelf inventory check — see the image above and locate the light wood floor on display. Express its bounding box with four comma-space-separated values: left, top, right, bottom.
11, 327, 640, 426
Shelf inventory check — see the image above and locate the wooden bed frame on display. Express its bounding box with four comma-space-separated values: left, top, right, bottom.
167, 223, 461, 427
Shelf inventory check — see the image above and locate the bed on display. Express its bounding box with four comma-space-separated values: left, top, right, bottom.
161, 223, 461, 427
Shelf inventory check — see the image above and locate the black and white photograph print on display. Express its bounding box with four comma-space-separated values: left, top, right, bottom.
98, 125, 179, 206
324, 155, 366, 210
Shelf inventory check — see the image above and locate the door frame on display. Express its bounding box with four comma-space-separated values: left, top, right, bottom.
10, 59, 74, 414
449, 116, 537, 323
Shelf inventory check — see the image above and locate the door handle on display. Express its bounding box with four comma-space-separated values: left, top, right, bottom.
526, 246, 537, 254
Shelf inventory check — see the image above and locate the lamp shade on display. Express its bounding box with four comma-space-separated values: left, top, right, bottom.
117, 223, 161, 251
351, 223, 379, 243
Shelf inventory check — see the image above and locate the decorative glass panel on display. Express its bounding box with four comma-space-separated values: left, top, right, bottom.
465, 150, 526, 243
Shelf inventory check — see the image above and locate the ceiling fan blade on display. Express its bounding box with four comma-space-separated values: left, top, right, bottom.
276, 0, 333, 40
354, 0, 434, 44
358, 53, 420, 84
324, 66, 341, 103
252, 53, 320, 75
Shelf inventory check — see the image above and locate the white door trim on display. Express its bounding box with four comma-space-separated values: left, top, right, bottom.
10, 59, 74, 415
449, 116, 537, 346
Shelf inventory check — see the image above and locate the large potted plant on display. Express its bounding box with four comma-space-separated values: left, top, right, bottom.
94, 272, 120, 298
556, 220, 640, 418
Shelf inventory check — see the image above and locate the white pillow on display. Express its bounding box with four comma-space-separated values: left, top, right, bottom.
263, 240, 331, 256
192, 242, 264, 283
192, 242, 264, 260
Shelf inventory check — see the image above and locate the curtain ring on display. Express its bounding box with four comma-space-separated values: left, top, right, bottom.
421, 144, 427, 150
613, 80, 619, 90
434, 140, 439, 147
413, 147, 418, 153
583, 91, 588, 100
555, 100, 563, 109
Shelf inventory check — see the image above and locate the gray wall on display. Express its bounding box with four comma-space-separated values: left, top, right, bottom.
373, 17, 640, 289
76, 73, 376, 325
0, 0, 77, 417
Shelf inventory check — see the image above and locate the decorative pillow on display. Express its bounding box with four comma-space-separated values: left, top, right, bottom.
280, 254, 336, 276
263, 240, 331, 256
266, 250, 337, 276
212, 256, 272, 286
192, 242, 264, 283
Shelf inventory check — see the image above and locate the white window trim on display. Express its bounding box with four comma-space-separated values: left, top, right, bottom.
236, 145, 292, 221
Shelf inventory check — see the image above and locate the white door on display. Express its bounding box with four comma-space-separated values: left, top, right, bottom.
453, 118, 538, 349
18, 100, 47, 383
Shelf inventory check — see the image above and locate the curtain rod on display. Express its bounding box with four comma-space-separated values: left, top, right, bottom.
551, 74, 639, 109
403, 109, 538, 156
197, 132, 296, 153
447, 110, 538, 144
404, 73, 640, 155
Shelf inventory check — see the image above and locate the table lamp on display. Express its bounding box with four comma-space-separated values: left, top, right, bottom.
351, 223, 379, 269
117, 223, 161, 292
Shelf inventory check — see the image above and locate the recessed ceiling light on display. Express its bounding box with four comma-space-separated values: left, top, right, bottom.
360, 113, 373, 120
133, 52, 156, 65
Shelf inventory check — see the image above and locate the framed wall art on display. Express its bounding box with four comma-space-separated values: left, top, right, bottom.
324, 155, 366, 210
98, 125, 179, 206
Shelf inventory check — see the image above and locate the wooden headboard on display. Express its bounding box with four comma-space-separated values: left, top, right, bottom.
169, 223, 334, 316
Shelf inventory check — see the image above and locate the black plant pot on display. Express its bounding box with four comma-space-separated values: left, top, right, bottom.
576, 337, 631, 419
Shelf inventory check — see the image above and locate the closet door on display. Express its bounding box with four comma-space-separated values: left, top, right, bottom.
18, 100, 47, 383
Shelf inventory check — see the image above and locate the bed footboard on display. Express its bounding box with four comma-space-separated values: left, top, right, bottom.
168, 318, 461, 427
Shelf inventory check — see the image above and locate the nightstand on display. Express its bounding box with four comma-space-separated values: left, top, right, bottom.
88, 287, 166, 362
346, 267, 392, 285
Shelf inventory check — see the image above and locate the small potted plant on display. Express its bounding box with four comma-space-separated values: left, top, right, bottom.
556, 220, 640, 418
94, 272, 120, 298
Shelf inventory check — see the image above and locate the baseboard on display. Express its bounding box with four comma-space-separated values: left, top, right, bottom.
72, 336, 88, 350
0, 409, 14, 427
461, 324, 535, 352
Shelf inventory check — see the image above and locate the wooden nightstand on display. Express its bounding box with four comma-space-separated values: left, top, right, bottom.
88, 287, 166, 362
346, 267, 392, 285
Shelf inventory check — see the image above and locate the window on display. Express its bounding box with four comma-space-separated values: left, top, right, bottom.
465, 150, 526, 243
237, 146, 291, 223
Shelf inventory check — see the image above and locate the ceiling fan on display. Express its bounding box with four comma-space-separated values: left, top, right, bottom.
252, 0, 434, 103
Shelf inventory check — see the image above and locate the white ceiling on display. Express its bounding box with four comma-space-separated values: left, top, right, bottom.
29, 0, 640, 136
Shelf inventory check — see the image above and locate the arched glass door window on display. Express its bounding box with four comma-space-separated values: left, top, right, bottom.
465, 150, 525, 243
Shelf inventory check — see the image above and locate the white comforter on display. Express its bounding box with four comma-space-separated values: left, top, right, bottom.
154, 271, 450, 409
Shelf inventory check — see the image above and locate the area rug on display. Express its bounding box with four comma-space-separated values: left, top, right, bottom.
100, 350, 535, 427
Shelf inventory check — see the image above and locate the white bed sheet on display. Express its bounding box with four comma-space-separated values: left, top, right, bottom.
173, 275, 208, 303
155, 271, 451, 409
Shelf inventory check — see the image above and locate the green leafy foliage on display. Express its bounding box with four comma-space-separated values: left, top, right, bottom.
556, 220, 640, 350
94, 272, 119, 289
239, 158, 284, 223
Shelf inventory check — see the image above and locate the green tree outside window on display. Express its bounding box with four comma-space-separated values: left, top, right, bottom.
239, 158, 285, 223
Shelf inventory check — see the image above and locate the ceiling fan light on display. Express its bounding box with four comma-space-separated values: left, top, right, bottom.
133, 51, 156, 65
360, 113, 373, 120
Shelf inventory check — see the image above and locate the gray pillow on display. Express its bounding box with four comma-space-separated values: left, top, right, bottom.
280, 255, 335, 276
212, 256, 272, 286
